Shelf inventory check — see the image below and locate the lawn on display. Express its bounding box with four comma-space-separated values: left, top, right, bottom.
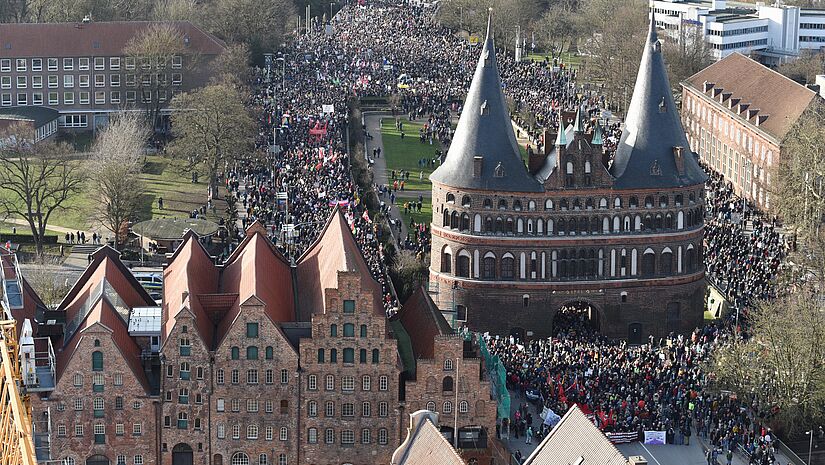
524, 51, 583, 69
1, 154, 223, 235
380, 118, 438, 228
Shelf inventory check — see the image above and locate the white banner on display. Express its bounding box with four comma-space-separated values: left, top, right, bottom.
322, 104, 335, 114
643, 430, 666, 445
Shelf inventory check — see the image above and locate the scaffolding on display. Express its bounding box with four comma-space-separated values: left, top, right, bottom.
0, 319, 37, 465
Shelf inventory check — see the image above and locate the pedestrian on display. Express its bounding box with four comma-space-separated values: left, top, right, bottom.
525, 425, 533, 444
158, 196, 164, 210
726, 449, 733, 465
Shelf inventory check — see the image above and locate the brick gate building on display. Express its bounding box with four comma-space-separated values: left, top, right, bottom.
429, 15, 708, 341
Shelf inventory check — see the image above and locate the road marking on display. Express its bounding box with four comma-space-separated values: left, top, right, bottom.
640, 442, 663, 465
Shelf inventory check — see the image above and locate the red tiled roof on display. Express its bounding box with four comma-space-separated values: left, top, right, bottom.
684, 53, 818, 141
162, 231, 219, 348
215, 227, 295, 347
296, 208, 383, 319
394, 287, 453, 360
0, 20, 226, 58
57, 298, 151, 393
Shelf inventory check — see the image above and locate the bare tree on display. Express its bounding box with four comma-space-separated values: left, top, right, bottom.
88, 113, 148, 251
778, 49, 825, 85
123, 22, 193, 132
151, 0, 200, 22
211, 42, 252, 92
662, 21, 713, 92
709, 290, 825, 435
166, 83, 257, 200
206, 0, 296, 61
772, 101, 825, 242
535, 2, 582, 60
0, 123, 85, 257
24, 257, 73, 308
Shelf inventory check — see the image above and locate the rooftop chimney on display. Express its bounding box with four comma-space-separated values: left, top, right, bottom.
473, 156, 483, 178
628, 456, 649, 465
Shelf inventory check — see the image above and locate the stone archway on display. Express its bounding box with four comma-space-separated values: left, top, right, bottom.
552, 300, 603, 336
172, 443, 193, 465
86, 455, 109, 465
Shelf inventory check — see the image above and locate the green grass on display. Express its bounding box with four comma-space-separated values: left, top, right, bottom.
380, 118, 438, 229
0, 154, 223, 234
524, 51, 582, 69
380, 118, 443, 192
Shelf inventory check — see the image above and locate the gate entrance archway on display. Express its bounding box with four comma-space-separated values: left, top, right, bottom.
553, 301, 601, 337
86, 455, 109, 465
172, 443, 193, 465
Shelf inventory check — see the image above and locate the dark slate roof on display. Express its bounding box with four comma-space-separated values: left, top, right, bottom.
0, 106, 59, 128
609, 13, 706, 190
429, 16, 543, 193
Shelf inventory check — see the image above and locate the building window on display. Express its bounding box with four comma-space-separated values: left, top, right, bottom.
308, 375, 317, 390
231, 453, 249, 465
46, 58, 57, 71
247, 399, 258, 412
325, 401, 334, 417
247, 369, 258, 384
178, 388, 189, 404
125, 57, 135, 70
78, 58, 89, 71
342, 376, 354, 392
317, 348, 324, 363
231, 399, 240, 412
92, 74, 104, 87
325, 374, 334, 391
330, 348, 337, 363
265, 426, 273, 441
93, 397, 104, 417
57, 425, 67, 437
280, 369, 288, 384
258, 455, 267, 465
231, 347, 239, 360
94, 57, 105, 70
133, 423, 142, 436
16, 76, 26, 88
15, 58, 26, 72
110, 57, 120, 70
62, 92, 73, 105
343, 348, 354, 364
92, 351, 103, 371
330, 324, 337, 337
379, 428, 388, 445
75, 424, 83, 436
379, 401, 388, 417
63, 58, 73, 71
177, 412, 188, 429
79, 91, 89, 104
179, 362, 190, 380
172, 73, 182, 86
110, 74, 120, 87
216, 369, 224, 384
116, 424, 124, 436
308, 427, 318, 444
217, 424, 225, 439
31, 76, 42, 89
341, 430, 355, 445
279, 427, 288, 441
265, 369, 274, 384
216, 398, 225, 412
63, 75, 74, 88
79, 75, 89, 88
246, 346, 258, 360
0, 59, 10, 72
265, 346, 274, 360
15, 93, 27, 105
362, 375, 371, 391
343, 323, 354, 337
308, 401, 317, 417
246, 322, 259, 338
342, 403, 354, 417
73, 373, 82, 386
117, 455, 126, 465
94, 423, 105, 444
232, 424, 240, 439
95, 91, 105, 104
343, 299, 355, 313
325, 428, 335, 444
459, 401, 469, 413
1, 76, 9, 89
379, 375, 388, 391
47, 75, 58, 88
277, 455, 286, 465
134, 456, 143, 465
115, 396, 123, 410
0, 94, 9, 106
126, 90, 136, 103
113, 373, 123, 386
359, 349, 367, 364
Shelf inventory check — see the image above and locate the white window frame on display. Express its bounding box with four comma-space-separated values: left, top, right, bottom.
110, 57, 121, 70
63, 75, 74, 88
31, 76, 42, 89
63, 58, 73, 71
78, 58, 89, 71
94, 57, 105, 70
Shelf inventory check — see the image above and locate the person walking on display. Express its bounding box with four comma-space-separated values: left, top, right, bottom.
525, 425, 533, 444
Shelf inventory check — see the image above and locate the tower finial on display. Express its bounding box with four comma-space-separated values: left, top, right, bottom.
573, 105, 584, 133
486, 8, 493, 40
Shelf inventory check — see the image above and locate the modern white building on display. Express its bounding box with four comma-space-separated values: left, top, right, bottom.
651, 0, 825, 66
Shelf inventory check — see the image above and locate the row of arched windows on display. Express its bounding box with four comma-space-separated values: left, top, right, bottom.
317, 348, 380, 364
442, 208, 704, 235
444, 191, 703, 212
440, 245, 701, 280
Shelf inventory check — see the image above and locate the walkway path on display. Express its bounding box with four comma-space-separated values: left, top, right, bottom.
363, 111, 409, 243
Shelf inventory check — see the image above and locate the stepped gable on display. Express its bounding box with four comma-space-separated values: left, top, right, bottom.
214, 222, 295, 347
610, 11, 706, 190
296, 208, 384, 318
523, 405, 628, 465
429, 13, 543, 193
162, 230, 220, 349
55, 247, 155, 392
394, 286, 453, 360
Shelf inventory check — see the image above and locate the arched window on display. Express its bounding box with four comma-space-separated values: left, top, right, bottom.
443, 359, 454, 371
461, 195, 471, 207
441, 246, 452, 273
602, 217, 610, 233
460, 213, 470, 231
506, 218, 514, 235
599, 198, 608, 209
483, 198, 492, 209
517, 218, 524, 234
230, 347, 239, 360
501, 256, 515, 279
513, 200, 522, 211
442, 209, 450, 227
644, 196, 654, 208
484, 216, 493, 233
659, 195, 669, 207
426, 401, 436, 412
359, 348, 367, 363
665, 213, 673, 229
459, 401, 469, 413
565, 161, 574, 175
343, 348, 354, 364
91, 351, 103, 371
343, 323, 354, 337
544, 199, 554, 210
232, 453, 250, 465
443, 401, 453, 414
372, 349, 380, 364
660, 249, 673, 274
585, 198, 594, 210
675, 194, 683, 206
497, 199, 507, 210
450, 212, 458, 229
614, 197, 622, 208
584, 161, 592, 174
442, 376, 454, 392
317, 348, 324, 363
655, 213, 663, 230
246, 346, 258, 360
473, 214, 482, 232
642, 249, 656, 277
265, 346, 274, 360
446, 193, 455, 203
62, 458, 75, 465
528, 200, 536, 211
482, 254, 496, 279
629, 196, 638, 208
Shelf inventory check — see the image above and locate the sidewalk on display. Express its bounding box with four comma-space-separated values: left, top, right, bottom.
363, 111, 408, 242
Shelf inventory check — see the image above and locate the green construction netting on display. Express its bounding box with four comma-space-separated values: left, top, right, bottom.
471, 332, 510, 420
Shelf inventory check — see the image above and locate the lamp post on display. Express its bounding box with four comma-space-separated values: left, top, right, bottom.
330, 2, 334, 20
808, 426, 823, 465
275, 57, 286, 89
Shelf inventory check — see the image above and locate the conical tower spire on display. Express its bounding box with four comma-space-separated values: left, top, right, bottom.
573, 105, 584, 133
608, 9, 706, 189
555, 118, 567, 147
430, 9, 542, 193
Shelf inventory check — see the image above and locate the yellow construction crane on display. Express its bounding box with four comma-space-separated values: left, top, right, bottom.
0, 319, 37, 465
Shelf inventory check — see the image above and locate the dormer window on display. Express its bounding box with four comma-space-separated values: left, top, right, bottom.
483, 49, 491, 67
653, 40, 661, 53
658, 97, 666, 113
493, 162, 505, 178
650, 160, 661, 176
480, 100, 489, 116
